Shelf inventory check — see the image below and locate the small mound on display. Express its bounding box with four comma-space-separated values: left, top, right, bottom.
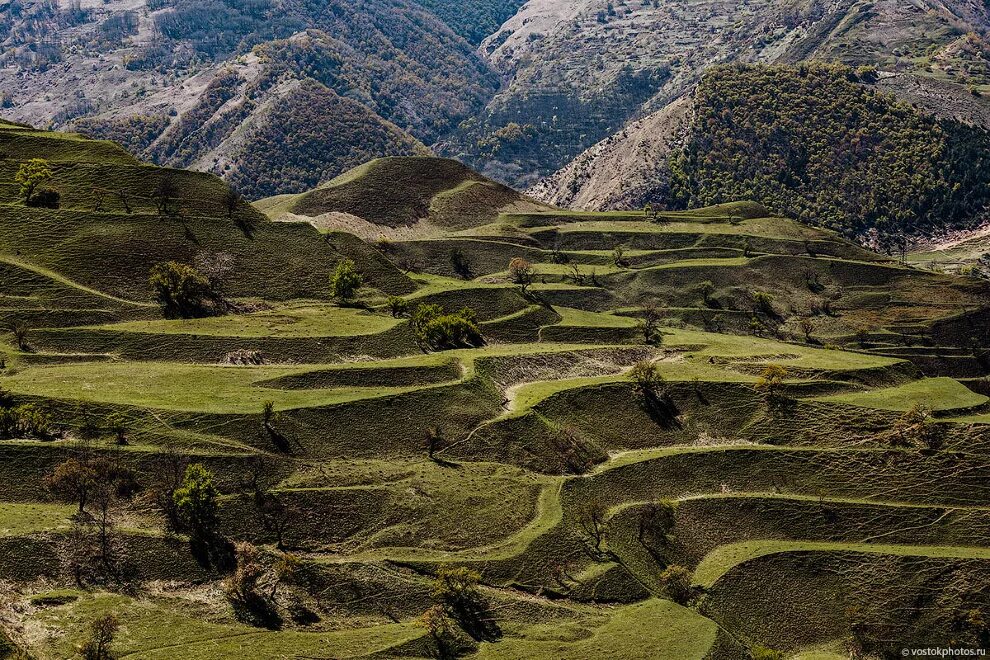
281, 157, 551, 228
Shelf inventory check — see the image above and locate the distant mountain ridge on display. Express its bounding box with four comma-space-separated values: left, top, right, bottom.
456, 0, 990, 189
0, 0, 500, 198
7, 0, 990, 227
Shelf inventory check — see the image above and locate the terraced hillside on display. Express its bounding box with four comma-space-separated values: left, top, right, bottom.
2, 124, 990, 658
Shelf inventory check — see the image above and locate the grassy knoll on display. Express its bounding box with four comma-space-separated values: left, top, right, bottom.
476, 599, 717, 660
278, 157, 547, 229
695, 540, 990, 587
811, 376, 988, 412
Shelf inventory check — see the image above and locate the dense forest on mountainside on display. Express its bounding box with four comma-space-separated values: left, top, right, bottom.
409, 0, 526, 45
224, 79, 427, 198
669, 64, 990, 243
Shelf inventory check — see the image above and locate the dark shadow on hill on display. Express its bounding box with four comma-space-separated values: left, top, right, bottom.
450, 599, 502, 644
228, 591, 283, 630
190, 532, 236, 573
641, 390, 683, 430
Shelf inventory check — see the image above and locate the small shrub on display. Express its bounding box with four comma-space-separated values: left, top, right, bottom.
420, 604, 457, 659
449, 248, 472, 279
611, 244, 626, 267
699, 281, 716, 307
152, 172, 180, 216
45, 455, 138, 514
13, 404, 53, 438
386, 296, 409, 318
425, 426, 445, 460
105, 414, 129, 445
224, 541, 280, 628
751, 645, 787, 660
891, 403, 945, 450
9, 319, 29, 351
507, 257, 534, 291
329, 258, 363, 302
629, 360, 664, 393
754, 364, 788, 398
854, 325, 872, 347
432, 566, 482, 608
411, 304, 483, 351
0, 404, 53, 440
637, 501, 676, 559
658, 565, 695, 605
638, 303, 664, 346
173, 464, 219, 539
15, 158, 53, 201
45, 458, 98, 512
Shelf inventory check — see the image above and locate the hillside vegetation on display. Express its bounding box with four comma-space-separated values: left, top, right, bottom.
1, 125, 990, 657
455, 0, 990, 189
668, 63, 990, 244
409, 0, 526, 46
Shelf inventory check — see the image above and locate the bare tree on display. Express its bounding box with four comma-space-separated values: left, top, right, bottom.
9, 320, 29, 351
575, 498, 608, 558
639, 302, 664, 346
508, 258, 534, 293
222, 187, 242, 221
153, 172, 180, 217
149, 440, 188, 532
245, 456, 292, 550
425, 426, 445, 461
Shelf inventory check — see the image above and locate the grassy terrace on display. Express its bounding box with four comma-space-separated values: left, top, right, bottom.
1, 329, 903, 414
811, 377, 989, 412
2, 361, 438, 412
694, 540, 990, 587
548, 217, 826, 240
85, 303, 402, 338
476, 600, 717, 660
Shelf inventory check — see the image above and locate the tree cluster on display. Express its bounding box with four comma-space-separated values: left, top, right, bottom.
148, 261, 226, 319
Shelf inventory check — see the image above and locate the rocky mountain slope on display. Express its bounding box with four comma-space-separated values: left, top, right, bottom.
7, 0, 990, 216
537, 63, 990, 245
528, 0, 990, 210
0, 0, 498, 197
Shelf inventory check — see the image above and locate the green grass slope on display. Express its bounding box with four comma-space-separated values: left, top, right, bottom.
1, 128, 990, 658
